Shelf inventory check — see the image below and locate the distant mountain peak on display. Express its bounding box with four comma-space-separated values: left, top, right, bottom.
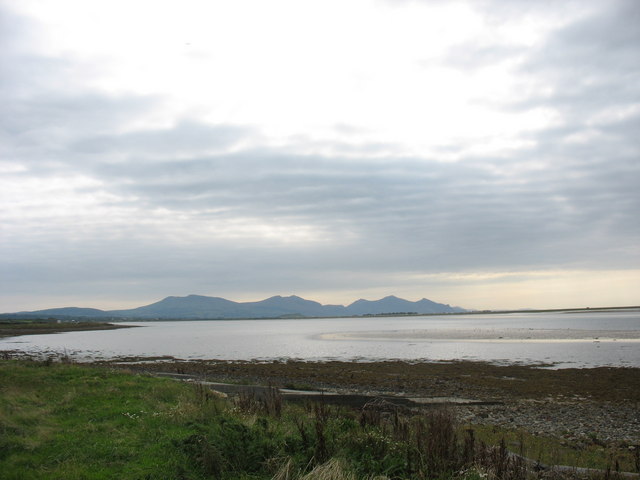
4, 294, 466, 319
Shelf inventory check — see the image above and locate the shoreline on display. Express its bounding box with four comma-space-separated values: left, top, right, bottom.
2, 351, 638, 449
1, 305, 638, 323
0, 321, 135, 339
99, 357, 640, 447
1, 320, 638, 448
100, 357, 640, 402
2, 359, 638, 478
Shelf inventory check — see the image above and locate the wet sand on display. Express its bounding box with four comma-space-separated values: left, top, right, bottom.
318, 328, 640, 342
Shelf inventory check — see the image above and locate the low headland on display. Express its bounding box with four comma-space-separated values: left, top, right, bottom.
0, 319, 134, 339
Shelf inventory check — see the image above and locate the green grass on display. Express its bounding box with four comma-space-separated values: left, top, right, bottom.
0, 361, 217, 479
1, 360, 636, 480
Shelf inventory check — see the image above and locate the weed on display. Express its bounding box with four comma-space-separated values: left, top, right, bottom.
313, 402, 330, 464
234, 385, 282, 418
299, 458, 356, 480
271, 457, 297, 480
266, 385, 283, 418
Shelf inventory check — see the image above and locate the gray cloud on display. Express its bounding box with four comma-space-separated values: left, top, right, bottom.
29, 133, 638, 273
1, 0, 638, 309
514, 1, 639, 114
72, 121, 255, 157
3, 98, 638, 274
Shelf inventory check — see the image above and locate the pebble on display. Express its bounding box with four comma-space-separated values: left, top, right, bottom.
455, 399, 640, 446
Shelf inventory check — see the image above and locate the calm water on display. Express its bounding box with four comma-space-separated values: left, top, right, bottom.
2, 311, 639, 368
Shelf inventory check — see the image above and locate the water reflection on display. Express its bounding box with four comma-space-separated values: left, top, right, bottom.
1, 311, 639, 368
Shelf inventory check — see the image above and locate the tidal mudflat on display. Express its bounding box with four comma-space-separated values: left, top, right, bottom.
107, 358, 640, 451
318, 327, 640, 342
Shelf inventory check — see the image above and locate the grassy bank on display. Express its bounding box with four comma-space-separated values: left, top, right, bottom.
1, 360, 638, 479
113, 359, 640, 472
0, 359, 637, 479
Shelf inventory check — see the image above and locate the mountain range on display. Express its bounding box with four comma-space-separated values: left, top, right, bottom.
3, 294, 466, 320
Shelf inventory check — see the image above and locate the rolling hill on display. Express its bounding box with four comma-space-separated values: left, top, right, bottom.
3, 294, 465, 320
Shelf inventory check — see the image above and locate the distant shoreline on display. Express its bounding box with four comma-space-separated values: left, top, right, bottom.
2, 303, 638, 322
98, 304, 640, 322
7, 305, 639, 323
0, 321, 135, 339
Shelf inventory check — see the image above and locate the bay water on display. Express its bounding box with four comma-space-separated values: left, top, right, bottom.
1, 310, 639, 368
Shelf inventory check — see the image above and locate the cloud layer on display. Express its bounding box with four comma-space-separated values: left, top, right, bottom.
1, 0, 639, 310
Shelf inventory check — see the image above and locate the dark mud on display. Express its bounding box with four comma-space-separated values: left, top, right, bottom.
105, 358, 640, 403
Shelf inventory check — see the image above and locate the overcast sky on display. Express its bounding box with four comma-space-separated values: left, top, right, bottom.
2, 0, 639, 312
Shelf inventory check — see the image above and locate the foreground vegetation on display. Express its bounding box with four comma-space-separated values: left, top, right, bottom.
1, 360, 637, 479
